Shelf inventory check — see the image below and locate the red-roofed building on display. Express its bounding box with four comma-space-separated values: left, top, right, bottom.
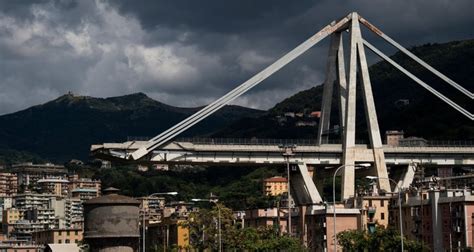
263, 176, 288, 196
310, 111, 321, 118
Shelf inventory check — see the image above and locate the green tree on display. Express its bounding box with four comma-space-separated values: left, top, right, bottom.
185, 203, 234, 250
337, 226, 429, 252
185, 204, 304, 251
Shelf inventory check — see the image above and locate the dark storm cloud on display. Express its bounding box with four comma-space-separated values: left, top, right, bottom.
0, 0, 472, 115
108, 0, 315, 33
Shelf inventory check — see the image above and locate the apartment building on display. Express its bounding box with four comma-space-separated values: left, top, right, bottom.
32, 228, 82, 244
147, 202, 194, 250
308, 205, 360, 252
263, 176, 288, 196
14, 193, 57, 210
12, 163, 67, 189
390, 188, 474, 251
244, 208, 288, 234
2, 208, 22, 235
355, 183, 394, 232
0, 173, 18, 196
68, 174, 101, 199
65, 198, 83, 228
37, 178, 69, 197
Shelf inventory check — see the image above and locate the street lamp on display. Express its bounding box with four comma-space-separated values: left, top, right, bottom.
332, 163, 370, 252
192, 197, 221, 252
142, 191, 178, 252
366, 176, 404, 252
279, 144, 296, 236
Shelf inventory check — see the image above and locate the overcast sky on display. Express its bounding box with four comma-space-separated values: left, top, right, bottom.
0, 0, 473, 115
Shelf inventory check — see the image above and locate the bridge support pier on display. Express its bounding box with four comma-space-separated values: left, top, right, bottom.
291, 163, 325, 248
396, 163, 417, 191
340, 13, 390, 199
292, 163, 323, 205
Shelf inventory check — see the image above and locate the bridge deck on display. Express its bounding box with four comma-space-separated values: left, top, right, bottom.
91, 140, 474, 166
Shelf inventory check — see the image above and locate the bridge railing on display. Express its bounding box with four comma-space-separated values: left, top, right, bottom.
127, 137, 474, 147
176, 137, 342, 146
399, 140, 474, 147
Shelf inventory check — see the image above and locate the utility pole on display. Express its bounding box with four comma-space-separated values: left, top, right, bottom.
279, 144, 296, 236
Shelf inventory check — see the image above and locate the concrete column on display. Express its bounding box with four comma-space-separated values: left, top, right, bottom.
354, 20, 390, 193
430, 190, 443, 250
397, 163, 416, 191
317, 33, 341, 145
294, 163, 323, 204
341, 13, 359, 200
336, 33, 347, 131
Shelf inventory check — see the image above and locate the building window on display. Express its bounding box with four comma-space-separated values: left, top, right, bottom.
67, 230, 70, 235
381, 213, 385, 220
369, 200, 372, 207
58, 231, 62, 235
75, 230, 78, 235
381, 200, 384, 207
66, 239, 70, 243
58, 240, 62, 244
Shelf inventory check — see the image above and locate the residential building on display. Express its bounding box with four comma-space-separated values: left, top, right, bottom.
37, 178, 69, 197
24, 208, 57, 230
244, 208, 288, 235
70, 188, 98, 201
310, 111, 321, 118
14, 193, 57, 210
65, 198, 83, 229
146, 202, 194, 250
32, 228, 82, 244
1, 197, 13, 209
355, 182, 394, 231
10, 194, 66, 239
0, 240, 41, 252
148, 218, 189, 251
263, 176, 288, 196
12, 163, 67, 189
356, 195, 392, 232
233, 210, 246, 228
138, 196, 165, 211
10, 220, 45, 240
138, 196, 165, 225
308, 205, 360, 252
2, 208, 22, 235
385, 130, 404, 146
0, 173, 18, 196
390, 188, 474, 251
67, 175, 101, 199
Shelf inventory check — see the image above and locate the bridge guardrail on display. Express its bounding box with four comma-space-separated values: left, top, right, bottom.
126, 137, 474, 147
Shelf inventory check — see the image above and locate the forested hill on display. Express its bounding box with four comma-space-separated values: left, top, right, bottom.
0, 93, 264, 162
216, 39, 474, 140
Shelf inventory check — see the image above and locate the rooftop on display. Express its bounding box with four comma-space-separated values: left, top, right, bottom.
264, 176, 287, 183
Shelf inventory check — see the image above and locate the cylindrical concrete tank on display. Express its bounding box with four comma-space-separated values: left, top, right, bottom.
84, 187, 140, 252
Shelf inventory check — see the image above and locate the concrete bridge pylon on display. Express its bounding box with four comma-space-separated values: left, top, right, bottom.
316, 12, 390, 199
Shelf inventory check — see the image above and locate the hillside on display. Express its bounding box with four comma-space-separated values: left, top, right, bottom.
0, 93, 264, 162
216, 39, 474, 140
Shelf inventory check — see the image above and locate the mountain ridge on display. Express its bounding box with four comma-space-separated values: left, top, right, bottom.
0, 92, 264, 162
